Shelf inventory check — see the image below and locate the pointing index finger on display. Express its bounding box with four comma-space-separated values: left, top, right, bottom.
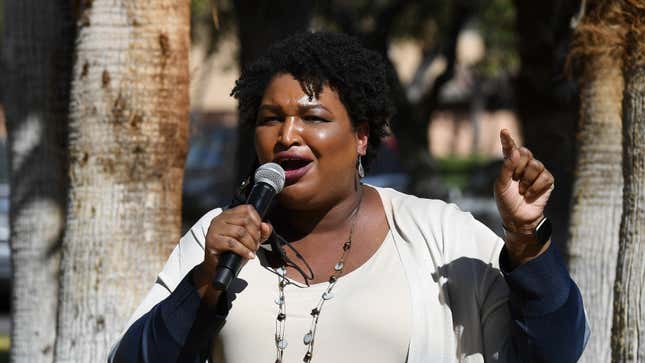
500, 129, 518, 159
498, 129, 520, 186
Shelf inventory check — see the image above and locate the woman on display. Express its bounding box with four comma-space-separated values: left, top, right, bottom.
110, 32, 588, 363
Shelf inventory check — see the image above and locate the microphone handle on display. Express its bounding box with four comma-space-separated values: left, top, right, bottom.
212, 182, 276, 290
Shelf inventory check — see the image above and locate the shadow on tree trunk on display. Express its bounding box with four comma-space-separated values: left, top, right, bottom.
2, 1, 76, 362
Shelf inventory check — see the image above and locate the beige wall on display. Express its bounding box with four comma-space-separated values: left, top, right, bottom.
429, 110, 522, 158
190, 36, 239, 112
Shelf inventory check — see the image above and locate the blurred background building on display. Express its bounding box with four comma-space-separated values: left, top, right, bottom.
0, 1, 583, 359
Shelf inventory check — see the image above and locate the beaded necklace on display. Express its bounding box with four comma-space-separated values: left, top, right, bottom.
272, 190, 363, 363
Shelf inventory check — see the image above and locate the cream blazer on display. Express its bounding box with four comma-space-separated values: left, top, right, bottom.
118, 186, 530, 362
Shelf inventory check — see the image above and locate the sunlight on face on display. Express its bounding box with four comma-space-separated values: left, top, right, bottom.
254, 74, 366, 209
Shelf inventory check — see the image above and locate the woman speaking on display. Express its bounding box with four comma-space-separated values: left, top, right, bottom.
110, 32, 588, 363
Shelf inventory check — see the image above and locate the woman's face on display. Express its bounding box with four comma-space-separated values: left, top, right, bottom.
254, 73, 368, 210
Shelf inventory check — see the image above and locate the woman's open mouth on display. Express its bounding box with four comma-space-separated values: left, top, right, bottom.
276, 158, 313, 184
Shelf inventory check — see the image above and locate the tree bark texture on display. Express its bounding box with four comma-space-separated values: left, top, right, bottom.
53, 1, 189, 362
612, 3, 645, 360
566, 2, 626, 361
1, 1, 75, 362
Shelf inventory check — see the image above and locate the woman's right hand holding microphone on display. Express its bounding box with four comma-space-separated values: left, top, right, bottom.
192, 205, 273, 305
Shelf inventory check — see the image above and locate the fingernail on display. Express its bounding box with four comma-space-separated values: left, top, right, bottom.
248, 251, 256, 259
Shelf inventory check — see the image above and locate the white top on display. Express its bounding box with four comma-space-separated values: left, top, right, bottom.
211, 232, 411, 362
117, 186, 518, 362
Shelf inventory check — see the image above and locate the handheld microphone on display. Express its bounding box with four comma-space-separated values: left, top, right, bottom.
212, 162, 285, 290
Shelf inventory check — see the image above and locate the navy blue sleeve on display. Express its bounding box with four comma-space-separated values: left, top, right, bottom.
499, 243, 589, 363
110, 268, 230, 363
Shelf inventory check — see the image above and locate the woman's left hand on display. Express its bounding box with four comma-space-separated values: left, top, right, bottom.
494, 129, 554, 266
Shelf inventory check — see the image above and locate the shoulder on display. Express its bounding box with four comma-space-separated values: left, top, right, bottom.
372, 185, 503, 266
372, 185, 470, 239
372, 185, 455, 220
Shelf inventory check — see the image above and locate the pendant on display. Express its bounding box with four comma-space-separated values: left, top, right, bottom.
272, 220, 360, 363
277, 339, 288, 349
303, 331, 313, 345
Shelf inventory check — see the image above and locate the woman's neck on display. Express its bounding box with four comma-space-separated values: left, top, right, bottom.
270, 184, 363, 241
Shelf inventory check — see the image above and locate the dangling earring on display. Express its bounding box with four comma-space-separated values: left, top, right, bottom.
357, 155, 365, 178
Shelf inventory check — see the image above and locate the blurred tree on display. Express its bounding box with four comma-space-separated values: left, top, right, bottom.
233, 0, 314, 183
190, 0, 237, 113
612, 1, 645, 361
1, 1, 74, 362
314, 0, 485, 197
192, 0, 521, 198
479, 0, 518, 77
513, 0, 580, 250
191, 0, 236, 55
53, 1, 190, 362
565, 1, 626, 361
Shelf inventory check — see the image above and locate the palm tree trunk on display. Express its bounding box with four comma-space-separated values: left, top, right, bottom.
1, 1, 74, 362
611, 5, 645, 360
565, 1, 627, 362
53, 1, 190, 362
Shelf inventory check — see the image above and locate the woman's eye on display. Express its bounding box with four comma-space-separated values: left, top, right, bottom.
303, 115, 329, 123
257, 116, 281, 125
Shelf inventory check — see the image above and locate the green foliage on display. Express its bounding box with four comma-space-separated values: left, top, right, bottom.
0, 334, 7, 363
191, 0, 211, 16
189, 0, 519, 78
437, 155, 492, 189
390, 1, 452, 45
312, 0, 518, 77
478, 0, 518, 76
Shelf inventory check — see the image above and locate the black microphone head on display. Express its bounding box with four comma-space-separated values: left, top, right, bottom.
255, 162, 285, 193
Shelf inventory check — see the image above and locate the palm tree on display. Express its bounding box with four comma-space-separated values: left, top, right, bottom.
611, 1, 645, 360
565, 1, 627, 361
53, 1, 190, 361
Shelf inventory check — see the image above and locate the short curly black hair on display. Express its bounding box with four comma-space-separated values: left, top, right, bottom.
231, 31, 394, 171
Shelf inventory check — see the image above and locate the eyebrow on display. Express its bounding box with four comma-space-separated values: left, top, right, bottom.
258, 104, 282, 113
258, 103, 332, 113
299, 104, 332, 113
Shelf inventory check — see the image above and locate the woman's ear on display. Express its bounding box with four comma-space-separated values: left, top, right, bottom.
356, 122, 369, 156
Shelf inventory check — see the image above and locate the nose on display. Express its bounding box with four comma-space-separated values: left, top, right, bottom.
278, 116, 303, 148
